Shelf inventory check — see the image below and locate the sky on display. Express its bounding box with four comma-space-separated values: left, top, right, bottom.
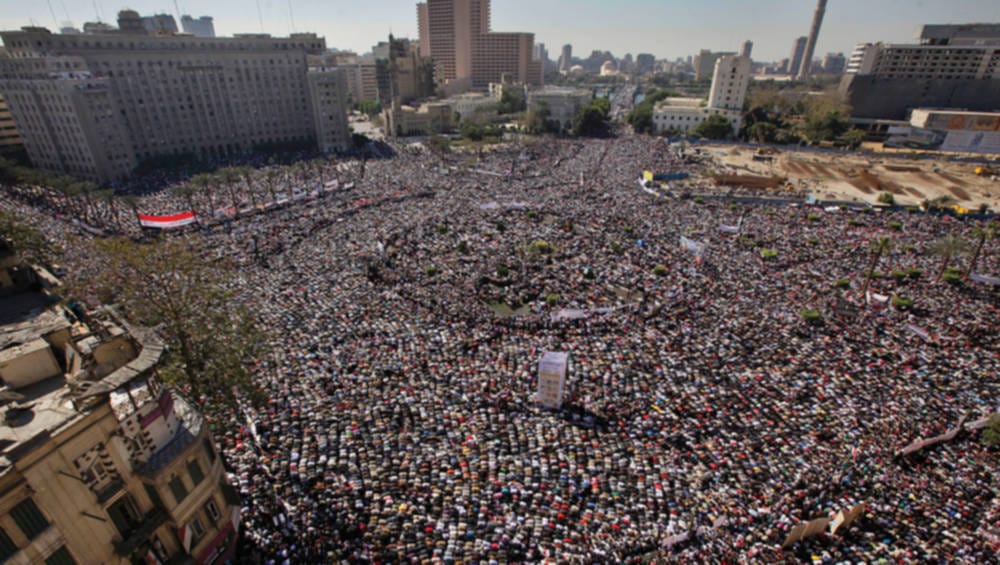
1, 0, 999, 62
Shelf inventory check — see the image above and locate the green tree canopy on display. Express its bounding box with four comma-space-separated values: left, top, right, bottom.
73, 238, 269, 408
693, 114, 734, 140
0, 211, 56, 265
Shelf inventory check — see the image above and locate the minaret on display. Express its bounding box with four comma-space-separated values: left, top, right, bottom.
797, 0, 827, 80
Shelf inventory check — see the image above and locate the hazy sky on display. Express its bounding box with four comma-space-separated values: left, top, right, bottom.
1, 0, 999, 62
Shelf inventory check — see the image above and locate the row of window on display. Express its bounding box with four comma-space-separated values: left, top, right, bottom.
0, 498, 69, 563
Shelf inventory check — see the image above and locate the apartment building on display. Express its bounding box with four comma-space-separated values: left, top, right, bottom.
0, 257, 240, 564
0, 18, 350, 182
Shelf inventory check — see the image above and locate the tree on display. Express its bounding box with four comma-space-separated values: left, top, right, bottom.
0, 211, 55, 265
928, 235, 970, 277
861, 237, 892, 298
358, 98, 381, 118
837, 128, 866, 149
801, 110, 850, 143
74, 238, 269, 408
498, 88, 525, 114
746, 122, 778, 144
693, 114, 733, 140
571, 102, 610, 137
982, 414, 1000, 447
966, 222, 998, 278
524, 102, 557, 134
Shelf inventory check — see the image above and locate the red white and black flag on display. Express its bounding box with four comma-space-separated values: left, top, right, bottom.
138, 211, 197, 229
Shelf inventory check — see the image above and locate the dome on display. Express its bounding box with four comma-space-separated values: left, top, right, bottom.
600, 61, 618, 76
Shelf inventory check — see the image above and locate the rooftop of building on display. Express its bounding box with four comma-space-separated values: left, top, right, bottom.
920, 23, 1000, 41
911, 108, 1000, 117
0, 264, 155, 473
654, 97, 707, 110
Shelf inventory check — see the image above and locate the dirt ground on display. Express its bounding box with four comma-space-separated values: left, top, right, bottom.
702, 145, 1000, 210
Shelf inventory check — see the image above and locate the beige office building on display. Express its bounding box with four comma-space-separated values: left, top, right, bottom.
0, 21, 351, 182
417, 0, 542, 90
0, 259, 240, 564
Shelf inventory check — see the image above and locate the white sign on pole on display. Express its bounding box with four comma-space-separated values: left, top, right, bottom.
537, 351, 568, 408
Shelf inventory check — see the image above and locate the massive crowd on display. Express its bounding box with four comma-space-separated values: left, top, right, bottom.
4, 136, 999, 563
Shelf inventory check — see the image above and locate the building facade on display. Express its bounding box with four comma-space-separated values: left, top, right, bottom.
0, 94, 23, 156
142, 14, 178, 35
180, 16, 215, 39
526, 87, 592, 132
416, 0, 542, 90
0, 260, 240, 565
841, 24, 1000, 120
787, 36, 807, 76
0, 26, 350, 182
654, 55, 749, 136
693, 50, 734, 81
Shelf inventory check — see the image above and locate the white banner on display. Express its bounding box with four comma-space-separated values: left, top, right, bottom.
970, 273, 1000, 286
537, 351, 568, 408
680, 236, 706, 257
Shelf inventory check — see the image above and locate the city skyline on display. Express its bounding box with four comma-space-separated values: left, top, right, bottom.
1, 0, 998, 63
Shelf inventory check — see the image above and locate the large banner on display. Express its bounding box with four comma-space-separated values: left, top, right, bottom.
138, 211, 197, 229
537, 351, 568, 408
680, 236, 706, 258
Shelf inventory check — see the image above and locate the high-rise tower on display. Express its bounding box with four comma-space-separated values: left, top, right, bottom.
797, 0, 827, 80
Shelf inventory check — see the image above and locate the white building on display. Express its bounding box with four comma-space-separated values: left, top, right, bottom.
526, 87, 593, 132
446, 92, 498, 121
653, 55, 749, 136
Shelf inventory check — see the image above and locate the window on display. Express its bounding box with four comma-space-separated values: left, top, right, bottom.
10, 498, 49, 540
0, 527, 18, 561
168, 475, 188, 504
187, 458, 205, 486
205, 498, 221, 522
188, 517, 205, 545
45, 546, 76, 565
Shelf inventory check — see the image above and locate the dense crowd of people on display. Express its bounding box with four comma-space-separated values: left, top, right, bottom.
4, 135, 999, 563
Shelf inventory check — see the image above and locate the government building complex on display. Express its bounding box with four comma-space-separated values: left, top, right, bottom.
0, 11, 352, 183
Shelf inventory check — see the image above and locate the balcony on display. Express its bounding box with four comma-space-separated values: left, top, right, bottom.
95, 478, 125, 504
113, 507, 168, 557
134, 396, 205, 478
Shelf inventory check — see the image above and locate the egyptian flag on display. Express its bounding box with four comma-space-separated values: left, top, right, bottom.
138, 211, 197, 229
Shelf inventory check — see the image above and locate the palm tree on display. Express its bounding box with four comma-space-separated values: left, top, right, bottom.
862, 236, 892, 298
965, 222, 998, 278
172, 183, 199, 218
190, 173, 216, 217
95, 188, 123, 233
75, 181, 99, 223
928, 234, 971, 277
217, 167, 242, 216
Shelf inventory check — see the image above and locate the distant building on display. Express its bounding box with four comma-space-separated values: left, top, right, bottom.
599, 60, 618, 76
559, 44, 572, 73
59, 25, 81, 35
526, 87, 593, 132
339, 62, 380, 104
694, 50, 735, 81
180, 15, 215, 38
447, 92, 498, 121
821, 52, 845, 74
0, 259, 241, 564
384, 101, 453, 136
142, 14, 178, 34
654, 55, 749, 136
0, 26, 346, 182
82, 21, 116, 34
884, 108, 1000, 154
373, 35, 436, 106
417, 0, 542, 91
787, 36, 807, 76
116, 10, 146, 35
636, 53, 655, 75
739, 40, 753, 59
841, 24, 1000, 120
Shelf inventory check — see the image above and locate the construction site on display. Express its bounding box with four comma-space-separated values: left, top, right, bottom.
701, 145, 1000, 210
